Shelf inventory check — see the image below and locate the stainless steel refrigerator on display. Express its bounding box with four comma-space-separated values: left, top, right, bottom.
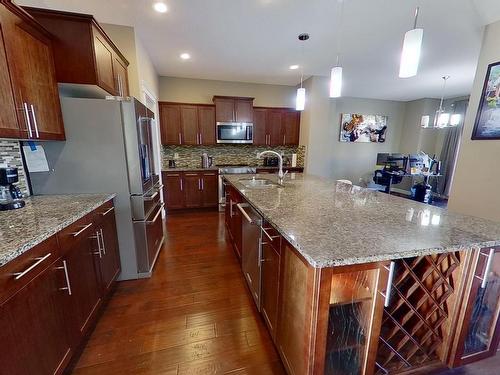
29, 97, 164, 280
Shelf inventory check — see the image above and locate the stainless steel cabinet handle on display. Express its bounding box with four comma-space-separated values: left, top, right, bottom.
198, 178, 201, 190
101, 207, 115, 216
146, 203, 164, 225
71, 223, 93, 237
262, 227, 280, 241
201, 178, 204, 190
199, 133, 203, 144
180, 178, 183, 191
13, 253, 52, 280
56, 260, 72, 295
237, 203, 254, 224
178, 133, 182, 144
476, 248, 496, 288
90, 232, 102, 258
30, 104, 40, 138
23, 103, 33, 138
229, 199, 233, 217
379, 261, 396, 307
283, 134, 286, 145
144, 191, 159, 201
99, 228, 106, 255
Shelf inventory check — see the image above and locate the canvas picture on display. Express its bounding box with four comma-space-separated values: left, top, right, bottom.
472, 61, 500, 139
340, 113, 388, 143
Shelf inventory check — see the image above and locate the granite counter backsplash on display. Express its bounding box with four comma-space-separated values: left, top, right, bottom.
225, 174, 500, 268
162, 144, 305, 169
0, 193, 115, 267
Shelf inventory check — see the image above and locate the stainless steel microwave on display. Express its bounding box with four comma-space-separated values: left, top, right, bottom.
216, 122, 253, 144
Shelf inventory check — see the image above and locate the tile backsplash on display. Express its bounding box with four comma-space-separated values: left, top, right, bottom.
162, 144, 305, 169
0, 139, 29, 196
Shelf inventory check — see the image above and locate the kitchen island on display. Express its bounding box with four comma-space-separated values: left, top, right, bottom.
224, 173, 500, 375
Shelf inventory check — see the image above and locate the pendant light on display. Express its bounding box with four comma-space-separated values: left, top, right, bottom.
330, 0, 344, 98
399, 7, 424, 78
434, 76, 451, 128
296, 33, 309, 111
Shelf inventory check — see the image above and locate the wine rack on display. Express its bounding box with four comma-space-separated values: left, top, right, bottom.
375, 252, 463, 374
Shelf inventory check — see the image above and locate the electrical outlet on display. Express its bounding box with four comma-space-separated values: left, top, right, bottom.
174, 153, 179, 159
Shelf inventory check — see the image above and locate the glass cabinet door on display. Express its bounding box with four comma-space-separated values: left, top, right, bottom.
458, 247, 500, 364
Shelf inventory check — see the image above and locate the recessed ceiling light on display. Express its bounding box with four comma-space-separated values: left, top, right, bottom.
153, 2, 168, 13
289, 65, 299, 70
180, 53, 191, 60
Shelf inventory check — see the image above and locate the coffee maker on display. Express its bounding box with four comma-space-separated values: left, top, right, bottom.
0, 167, 26, 211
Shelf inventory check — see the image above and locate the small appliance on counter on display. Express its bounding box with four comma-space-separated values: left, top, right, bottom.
168, 159, 176, 168
263, 156, 279, 167
0, 167, 25, 211
201, 153, 213, 168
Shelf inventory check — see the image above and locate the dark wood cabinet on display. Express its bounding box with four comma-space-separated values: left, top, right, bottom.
267, 109, 284, 146
282, 110, 301, 145
0, 2, 65, 141
159, 102, 215, 145
449, 247, 500, 367
253, 107, 301, 146
261, 225, 281, 342
0, 257, 72, 375
0, 20, 19, 138
183, 172, 203, 208
213, 96, 254, 123
163, 172, 185, 209
253, 108, 267, 146
25, 7, 129, 97
201, 172, 218, 208
160, 104, 182, 145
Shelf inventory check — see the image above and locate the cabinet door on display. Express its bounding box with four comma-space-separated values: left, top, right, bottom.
230, 189, 243, 261
0, 22, 19, 138
224, 183, 232, 235
267, 110, 283, 146
164, 173, 184, 209
63, 235, 101, 342
282, 110, 300, 145
253, 108, 267, 146
261, 235, 281, 341
93, 31, 116, 95
0, 259, 71, 375
183, 173, 203, 208
198, 106, 216, 145
201, 173, 218, 207
98, 210, 121, 293
451, 247, 500, 367
113, 54, 129, 97
180, 105, 199, 145
1, 6, 64, 140
235, 99, 254, 122
159, 104, 182, 145
214, 98, 235, 122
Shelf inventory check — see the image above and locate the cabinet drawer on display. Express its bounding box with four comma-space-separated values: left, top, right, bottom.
57, 213, 95, 253
261, 223, 281, 252
92, 200, 115, 224
0, 235, 59, 304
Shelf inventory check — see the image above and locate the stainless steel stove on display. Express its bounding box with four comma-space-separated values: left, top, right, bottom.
217, 165, 257, 211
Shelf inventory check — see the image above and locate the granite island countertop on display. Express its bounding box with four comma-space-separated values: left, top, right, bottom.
225, 174, 500, 268
0, 193, 116, 267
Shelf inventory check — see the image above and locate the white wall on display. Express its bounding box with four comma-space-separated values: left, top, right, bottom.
448, 20, 500, 222
300, 76, 407, 183
159, 76, 296, 107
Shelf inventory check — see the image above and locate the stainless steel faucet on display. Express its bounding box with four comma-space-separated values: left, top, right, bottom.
257, 150, 287, 185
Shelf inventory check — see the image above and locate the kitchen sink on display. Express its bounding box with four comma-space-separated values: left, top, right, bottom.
238, 178, 279, 188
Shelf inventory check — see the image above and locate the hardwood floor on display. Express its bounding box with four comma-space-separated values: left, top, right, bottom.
71, 211, 498, 375
72, 211, 285, 375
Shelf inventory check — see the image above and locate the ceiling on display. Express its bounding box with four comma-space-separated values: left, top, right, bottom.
17, 0, 500, 101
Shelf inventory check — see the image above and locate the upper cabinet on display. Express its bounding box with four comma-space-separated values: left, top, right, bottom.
159, 102, 215, 146
213, 96, 254, 123
0, 2, 65, 140
253, 107, 301, 146
24, 7, 130, 97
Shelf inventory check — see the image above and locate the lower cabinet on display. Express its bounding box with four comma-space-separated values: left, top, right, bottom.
163, 171, 218, 210
0, 200, 120, 375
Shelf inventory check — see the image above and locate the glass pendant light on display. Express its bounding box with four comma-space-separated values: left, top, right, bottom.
296, 33, 309, 111
330, 0, 344, 98
399, 7, 424, 78
434, 76, 451, 128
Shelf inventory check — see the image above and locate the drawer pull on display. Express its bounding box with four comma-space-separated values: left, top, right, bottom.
99, 228, 106, 255
56, 260, 72, 295
90, 233, 102, 258
146, 203, 164, 225
101, 207, 115, 216
13, 253, 52, 280
261, 227, 280, 241
71, 223, 93, 237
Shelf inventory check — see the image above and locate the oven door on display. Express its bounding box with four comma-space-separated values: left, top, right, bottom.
217, 123, 253, 144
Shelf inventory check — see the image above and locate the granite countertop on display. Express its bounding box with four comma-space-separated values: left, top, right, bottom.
225, 174, 500, 268
163, 167, 219, 172
0, 194, 116, 267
